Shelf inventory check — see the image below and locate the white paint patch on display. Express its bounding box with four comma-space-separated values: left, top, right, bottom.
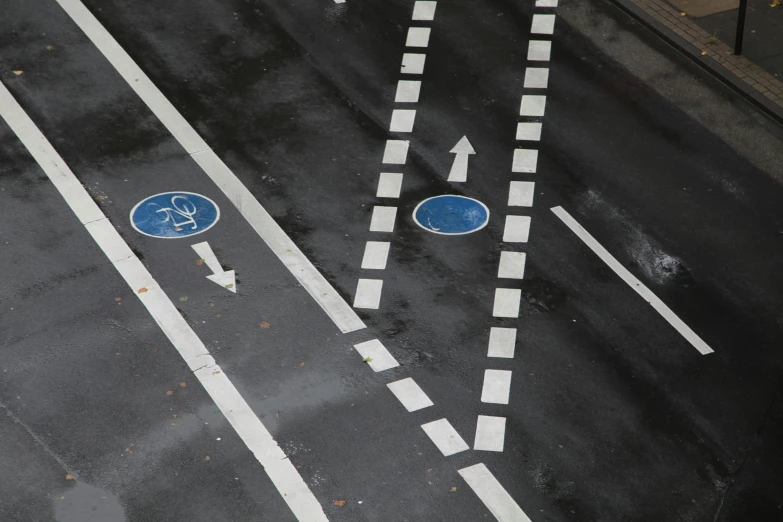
387, 378, 434, 412
191, 241, 237, 292
481, 370, 512, 404
54, 0, 365, 335
361, 241, 391, 269
474, 416, 506, 452
395, 80, 422, 103
488, 327, 517, 358
353, 279, 383, 309
515, 122, 542, 141
459, 463, 533, 522
353, 339, 400, 371
508, 181, 535, 207
531, 14, 556, 34
492, 289, 522, 318
536, 0, 559, 6
369, 206, 398, 232
528, 40, 552, 61
551, 206, 714, 354
382, 139, 410, 164
334, 0, 346, 3
503, 216, 531, 243
401, 53, 427, 75
512, 149, 538, 173
0, 80, 330, 522
520, 95, 546, 116
406, 27, 431, 47
448, 135, 476, 182
497, 252, 526, 279
421, 419, 470, 456
376, 173, 403, 198
524, 68, 549, 88
412, 1, 437, 20
389, 109, 416, 132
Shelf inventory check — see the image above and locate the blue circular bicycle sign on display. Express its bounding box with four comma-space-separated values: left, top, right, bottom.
130, 192, 220, 239
413, 195, 489, 235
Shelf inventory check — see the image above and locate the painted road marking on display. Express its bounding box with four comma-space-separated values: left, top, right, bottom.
481, 370, 512, 404
474, 415, 506, 452
497, 252, 526, 280
447, 135, 476, 182
387, 378, 434, 412
401, 53, 427, 75
503, 216, 531, 243
390, 109, 417, 132
520, 95, 547, 117
0, 80, 329, 522
376, 173, 404, 198
531, 14, 556, 34
488, 327, 517, 358
421, 419, 470, 456
395, 80, 422, 103
353, 339, 400, 371
382, 139, 410, 164
515, 122, 542, 141
551, 206, 714, 355
191, 241, 237, 292
512, 149, 538, 173
55, 0, 365, 335
412, 0, 438, 20
523, 68, 549, 89
492, 289, 522, 318
536, 0, 559, 6
353, 279, 384, 309
406, 27, 431, 47
508, 181, 535, 207
130, 192, 220, 238
361, 241, 391, 270
369, 206, 398, 232
527, 40, 552, 61
412, 195, 489, 235
459, 463, 532, 522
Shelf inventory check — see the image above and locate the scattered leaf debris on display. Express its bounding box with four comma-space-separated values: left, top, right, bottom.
362, 357, 373, 363
166, 390, 174, 396
65, 474, 74, 480
196, 259, 205, 265
179, 382, 187, 388
46, 45, 54, 50
299, 362, 305, 367
260, 321, 271, 329
204, 456, 210, 461
179, 296, 188, 302
450, 487, 457, 492
137, 287, 148, 294
334, 500, 346, 507
12, 70, 23, 76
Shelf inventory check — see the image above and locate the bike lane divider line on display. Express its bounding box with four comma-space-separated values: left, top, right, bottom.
459, 464, 533, 522
353, 339, 400, 371
54, 0, 365, 335
481, 370, 512, 405
386, 378, 434, 412
473, 416, 506, 452
0, 79, 330, 522
421, 419, 470, 457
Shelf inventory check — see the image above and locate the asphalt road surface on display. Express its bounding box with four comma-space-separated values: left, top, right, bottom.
1, 0, 783, 521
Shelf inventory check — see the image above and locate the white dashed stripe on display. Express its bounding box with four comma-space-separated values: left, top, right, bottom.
412, 0, 437, 20
524, 67, 549, 88
520, 95, 546, 116
531, 14, 556, 34
406, 27, 431, 47
535, 0, 558, 6
353, 339, 400, 371
382, 139, 410, 164
387, 378, 434, 412
401, 53, 427, 74
474, 415, 506, 452
508, 181, 535, 207
395, 80, 422, 102
503, 216, 531, 243
497, 252, 526, 279
488, 327, 517, 358
354, 279, 383, 309
376, 173, 403, 198
481, 370, 512, 404
390, 109, 417, 132
421, 419, 470, 456
459, 464, 533, 522
492, 288, 522, 318
527, 40, 552, 61
369, 206, 397, 232
515, 122, 542, 141
512, 149, 538, 173
361, 241, 391, 269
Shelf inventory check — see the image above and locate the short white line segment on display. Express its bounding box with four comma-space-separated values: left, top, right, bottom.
389, 109, 417, 132
382, 139, 410, 164
376, 173, 403, 198
361, 241, 391, 269
508, 181, 535, 207
520, 95, 546, 117
387, 378, 434, 412
512, 149, 538, 173
497, 252, 526, 279
474, 416, 506, 452
412, 1, 437, 20
523, 68, 549, 89
353, 339, 400, 372
531, 14, 556, 34
503, 216, 531, 243
527, 40, 552, 61
459, 463, 533, 522
406, 27, 431, 47
421, 419, 470, 456
492, 289, 522, 318
369, 206, 398, 232
481, 370, 512, 404
353, 279, 384, 309
401, 53, 426, 75
488, 327, 517, 358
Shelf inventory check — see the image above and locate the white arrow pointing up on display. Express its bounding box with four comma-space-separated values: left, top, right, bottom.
191, 241, 237, 293
447, 136, 476, 182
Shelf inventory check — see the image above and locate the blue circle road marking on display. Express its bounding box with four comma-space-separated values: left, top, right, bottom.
412, 195, 490, 235
130, 192, 220, 239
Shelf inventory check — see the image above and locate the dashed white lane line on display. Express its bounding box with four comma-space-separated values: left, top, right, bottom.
376, 172, 404, 198
531, 13, 557, 34
406, 27, 431, 47
361, 241, 391, 269
369, 206, 398, 232
488, 327, 517, 358
412, 0, 438, 20
382, 139, 410, 163
523, 67, 550, 88
497, 252, 527, 280
473, 415, 506, 452
401, 53, 427, 74
520, 95, 547, 116
389, 109, 417, 132
353, 279, 384, 309
551, 206, 715, 355
492, 289, 522, 318
535, 0, 559, 6
54, 0, 365, 335
459, 463, 533, 522
508, 181, 535, 207
503, 216, 531, 243
481, 370, 512, 404
0, 80, 330, 522
512, 149, 538, 173
515, 122, 542, 141
387, 378, 434, 412
395, 80, 422, 102
421, 419, 470, 456
527, 40, 552, 61
353, 339, 401, 371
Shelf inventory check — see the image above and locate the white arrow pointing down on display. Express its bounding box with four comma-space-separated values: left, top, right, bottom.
191, 241, 237, 293
447, 136, 475, 182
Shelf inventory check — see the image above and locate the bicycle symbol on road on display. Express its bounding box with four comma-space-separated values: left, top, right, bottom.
130, 191, 220, 239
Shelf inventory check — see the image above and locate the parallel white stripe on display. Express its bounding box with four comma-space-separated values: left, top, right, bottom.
369, 206, 397, 232
481, 369, 512, 404
411, 1, 437, 20
503, 216, 531, 243
382, 139, 410, 163
497, 252, 526, 279
401, 53, 427, 75
523, 68, 549, 88
512, 149, 538, 173
531, 14, 556, 34
387, 377, 434, 411
492, 288, 522, 318
421, 419, 469, 456
535, 0, 559, 6
488, 327, 517, 358
508, 181, 535, 207
55, 0, 364, 335
459, 463, 532, 522
389, 109, 416, 133
376, 172, 403, 198
474, 416, 506, 452
0, 80, 329, 522
515, 122, 542, 141
520, 95, 546, 117
353, 279, 383, 309
353, 339, 400, 372
551, 206, 714, 354
395, 80, 422, 103
406, 27, 431, 47
527, 40, 552, 61
361, 241, 391, 269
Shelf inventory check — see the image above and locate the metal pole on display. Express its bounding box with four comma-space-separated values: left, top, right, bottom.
734, 0, 748, 55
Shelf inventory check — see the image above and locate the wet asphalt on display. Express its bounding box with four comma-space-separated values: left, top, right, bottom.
1, 0, 783, 521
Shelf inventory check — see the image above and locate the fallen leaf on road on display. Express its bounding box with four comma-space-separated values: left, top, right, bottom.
680, 11, 687, 16
225, 284, 234, 289
179, 382, 187, 388
137, 287, 148, 294
204, 456, 210, 461
114, 297, 121, 302
179, 296, 188, 302
172, 414, 178, 418
12, 70, 23, 76
65, 474, 74, 480
196, 259, 205, 265
260, 321, 270, 328
166, 390, 174, 396
299, 362, 305, 367
701, 50, 708, 55
772, 0, 781, 6
96, 195, 106, 201
334, 500, 346, 507
46, 45, 54, 50
363, 357, 373, 363
450, 487, 457, 492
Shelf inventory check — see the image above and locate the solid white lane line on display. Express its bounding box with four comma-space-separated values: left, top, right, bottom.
520, 95, 546, 116
474, 416, 506, 452
531, 14, 556, 34
481, 370, 512, 404
488, 327, 517, 358
412, 0, 437, 20
497, 252, 526, 280
353, 279, 384, 309
376, 172, 404, 198
508, 181, 535, 207
551, 206, 714, 355
55, 0, 365, 335
0, 80, 329, 522
369, 206, 398, 232
503, 216, 531, 243
406, 27, 431, 47
421, 419, 470, 456
401, 53, 427, 75
382, 139, 410, 164
387, 377, 434, 412
389, 109, 417, 132
353, 339, 400, 371
492, 289, 522, 318
512, 149, 538, 173
523, 68, 549, 88
536, 0, 559, 6
459, 463, 533, 522
361, 241, 391, 270
395, 80, 422, 102
515, 122, 542, 141
527, 40, 552, 61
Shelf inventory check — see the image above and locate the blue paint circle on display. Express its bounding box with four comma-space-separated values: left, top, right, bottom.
130, 192, 220, 239
413, 195, 489, 235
